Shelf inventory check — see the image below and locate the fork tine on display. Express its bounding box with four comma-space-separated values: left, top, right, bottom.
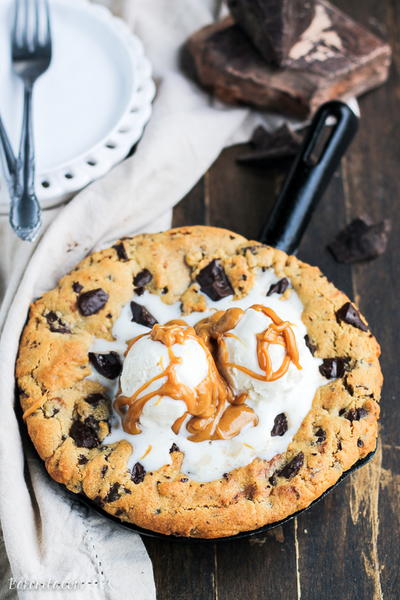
22, 0, 30, 51
43, 0, 51, 46
33, 0, 40, 47
12, 0, 21, 48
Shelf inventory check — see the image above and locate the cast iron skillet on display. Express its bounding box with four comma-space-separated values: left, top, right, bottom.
30, 100, 377, 540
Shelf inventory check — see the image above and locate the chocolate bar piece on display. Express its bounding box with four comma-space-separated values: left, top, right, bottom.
237, 124, 303, 164
186, 2, 391, 118
227, 0, 315, 66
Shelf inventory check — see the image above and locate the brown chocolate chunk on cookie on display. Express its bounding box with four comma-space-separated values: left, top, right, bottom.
113, 242, 128, 261
133, 269, 153, 288
77, 288, 109, 316
104, 483, 121, 503
88, 352, 122, 379
304, 334, 317, 356
70, 420, 99, 449
45, 311, 71, 334
131, 462, 146, 484
278, 452, 304, 479
196, 259, 233, 301
130, 301, 158, 328
336, 302, 368, 332
319, 357, 349, 379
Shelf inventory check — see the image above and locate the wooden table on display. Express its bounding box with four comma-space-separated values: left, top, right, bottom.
143, 1, 399, 598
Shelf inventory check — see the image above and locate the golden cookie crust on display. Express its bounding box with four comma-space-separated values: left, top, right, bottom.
16, 226, 382, 538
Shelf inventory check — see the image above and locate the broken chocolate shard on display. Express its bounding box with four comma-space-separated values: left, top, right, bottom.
345, 407, 368, 422
84, 393, 105, 406
169, 443, 180, 453
133, 268, 153, 288
196, 259, 234, 301
104, 482, 121, 503
328, 217, 391, 264
69, 420, 99, 449
304, 334, 317, 356
336, 302, 368, 332
271, 413, 288, 437
45, 311, 71, 334
130, 301, 158, 328
227, 0, 315, 65
77, 288, 109, 316
277, 452, 304, 479
131, 462, 146, 484
186, 7, 391, 119
72, 281, 83, 294
319, 357, 349, 379
113, 242, 128, 261
315, 427, 326, 444
88, 352, 122, 379
266, 277, 289, 296
237, 124, 302, 164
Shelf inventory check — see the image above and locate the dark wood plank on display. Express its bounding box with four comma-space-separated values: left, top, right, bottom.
296, 1, 399, 598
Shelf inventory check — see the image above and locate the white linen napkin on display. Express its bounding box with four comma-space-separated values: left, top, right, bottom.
0, 1, 253, 598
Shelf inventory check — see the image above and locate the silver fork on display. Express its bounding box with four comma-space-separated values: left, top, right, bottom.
10, 0, 52, 241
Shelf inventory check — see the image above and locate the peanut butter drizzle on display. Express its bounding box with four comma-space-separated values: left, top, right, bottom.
115, 320, 258, 442
195, 304, 301, 382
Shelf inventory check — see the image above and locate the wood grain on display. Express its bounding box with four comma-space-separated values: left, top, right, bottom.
144, 1, 399, 597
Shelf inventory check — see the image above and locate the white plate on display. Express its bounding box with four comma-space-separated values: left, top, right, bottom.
0, 0, 155, 211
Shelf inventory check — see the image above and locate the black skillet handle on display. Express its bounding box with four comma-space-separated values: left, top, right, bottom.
258, 100, 358, 254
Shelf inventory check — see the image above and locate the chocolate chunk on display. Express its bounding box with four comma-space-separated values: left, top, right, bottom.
104, 482, 121, 503
130, 301, 158, 328
84, 393, 105, 406
186, 12, 391, 119
133, 269, 153, 288
319, 357, 349, 379
169, 443, 180, 453
266, 277, 289, 296
227, 0, 315, 65
93, 495, 104, 507
78, 454, 88, 465
345, 407, 368, 422
304, 334, 317, 356
180, 478, 189, 483
72, 281, 83, 293
277, 452, 304, 479
88, 352, 122, 379
271, 413, 288, 437
196, 259, 233, 301
134, 287, 145, 296
45, 311, 71, 334
328, 218, 391, 264
115, 508, 125, 517
238, 124, 303, 164
268, 473, 277, 486
101, 465, 108, 477
77, 288, 109, 316
113, 242, 128, 261
336, 302, 368, 332
162, 287, 169, 295
131, 462, 146, 484
315, 428, 326, 444
69, 420, 99, 449
223, 472, 230, 480
357, 438, 364, 447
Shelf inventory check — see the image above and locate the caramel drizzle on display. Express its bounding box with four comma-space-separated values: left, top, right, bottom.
115, 321, 257, 442
115, 305, 301, 443
223, 304, 301, 382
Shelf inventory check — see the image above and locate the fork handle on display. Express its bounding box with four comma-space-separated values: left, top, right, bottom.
9, 85, 41, 241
